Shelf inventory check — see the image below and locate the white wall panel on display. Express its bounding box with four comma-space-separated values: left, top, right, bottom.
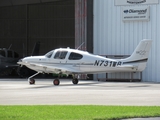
93, 0, 160, 82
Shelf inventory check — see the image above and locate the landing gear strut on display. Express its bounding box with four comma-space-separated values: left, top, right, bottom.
28, 72, 40, 85
27, 72, 79, 86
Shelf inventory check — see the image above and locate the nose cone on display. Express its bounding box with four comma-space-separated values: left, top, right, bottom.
17, 55, 45, 65
24, 56, 46, 62
17, 58, 23, 65
17, 56, 33, 65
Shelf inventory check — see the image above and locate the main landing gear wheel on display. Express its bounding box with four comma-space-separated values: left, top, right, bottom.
29, 78, 35, 84
53, 79, 60, 85
72, 78, 78, 85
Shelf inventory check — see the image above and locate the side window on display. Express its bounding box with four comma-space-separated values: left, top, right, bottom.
54, 51, 67, 59
69, 52, 83, 60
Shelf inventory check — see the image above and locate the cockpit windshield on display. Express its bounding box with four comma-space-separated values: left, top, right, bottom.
45, 50, 54, 58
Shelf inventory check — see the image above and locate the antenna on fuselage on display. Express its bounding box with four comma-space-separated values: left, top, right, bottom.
76, 42, 85, 50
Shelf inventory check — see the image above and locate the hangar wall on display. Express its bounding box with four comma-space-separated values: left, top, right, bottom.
27, 0, 75, 55
0, 0, 75, 57
75, 0, 93, 53
0, 5, 26, 56
93, 0, 160, 82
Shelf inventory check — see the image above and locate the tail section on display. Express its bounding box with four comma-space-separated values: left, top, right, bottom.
123, 39, 152, 71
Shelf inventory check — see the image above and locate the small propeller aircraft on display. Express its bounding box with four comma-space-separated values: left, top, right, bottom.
17, 39, 152, 85
0, 45, 19, 76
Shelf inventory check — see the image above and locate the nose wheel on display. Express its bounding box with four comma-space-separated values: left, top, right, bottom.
29, 78, 35, 84
53, 79, 60, 85
28, 72, 40, 85
72, 78, 78, 84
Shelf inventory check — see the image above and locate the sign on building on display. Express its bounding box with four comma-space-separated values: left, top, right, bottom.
115, 0, 159, 6
122, 6, 150, 21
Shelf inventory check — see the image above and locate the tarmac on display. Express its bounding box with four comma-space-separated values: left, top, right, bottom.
0, 78, 160, 119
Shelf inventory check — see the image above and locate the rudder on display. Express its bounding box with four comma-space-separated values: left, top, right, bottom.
123, 39, 152, 71
125, 39, 152, 61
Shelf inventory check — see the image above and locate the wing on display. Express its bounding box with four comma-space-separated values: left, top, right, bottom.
17, 61, 80, 74
45, 65, 80, 74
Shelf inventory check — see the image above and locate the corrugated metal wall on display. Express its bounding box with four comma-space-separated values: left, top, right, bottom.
75, 0, 87, 50
0, 0, 75, 57
93, 0, 160, 82
75, 0, 93, 52
27, 0, 75, 55
0, 5, 27, 56
0, 0, 62, 7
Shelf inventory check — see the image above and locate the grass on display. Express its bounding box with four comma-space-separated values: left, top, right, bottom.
0, 105, 160, 120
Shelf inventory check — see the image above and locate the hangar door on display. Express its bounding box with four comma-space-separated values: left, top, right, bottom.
0, 0, 75, 57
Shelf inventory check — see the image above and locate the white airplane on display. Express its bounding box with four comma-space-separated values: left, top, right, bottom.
17, 39, 152, 85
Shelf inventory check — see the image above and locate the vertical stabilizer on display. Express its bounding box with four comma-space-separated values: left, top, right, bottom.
123, 39, 152, 71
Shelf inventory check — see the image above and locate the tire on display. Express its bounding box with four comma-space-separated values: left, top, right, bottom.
53, 79, 60, 85
29, 79, 35, 84
72, 78, 78, 84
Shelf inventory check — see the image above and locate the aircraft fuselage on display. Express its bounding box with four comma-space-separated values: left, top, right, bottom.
21, 48, 139, 74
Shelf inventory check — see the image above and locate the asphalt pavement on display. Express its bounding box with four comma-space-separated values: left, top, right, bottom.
0, 78, 160, 120
0, 78, 160, 105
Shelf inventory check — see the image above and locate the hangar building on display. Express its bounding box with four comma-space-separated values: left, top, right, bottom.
94, 0, 160, 82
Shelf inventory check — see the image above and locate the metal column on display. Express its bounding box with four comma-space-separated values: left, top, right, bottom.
75, 0, 87, 50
